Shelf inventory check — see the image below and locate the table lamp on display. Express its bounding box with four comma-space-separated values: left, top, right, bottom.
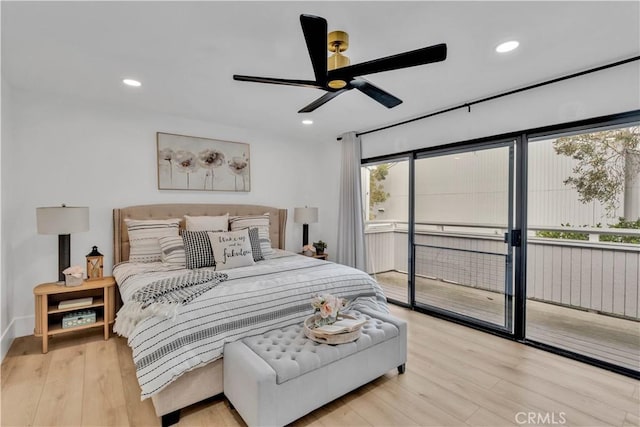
36, 204, 90, 282
294, 207, 318, 248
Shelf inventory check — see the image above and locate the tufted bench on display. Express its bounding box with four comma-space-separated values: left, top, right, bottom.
223, 309, 407, 427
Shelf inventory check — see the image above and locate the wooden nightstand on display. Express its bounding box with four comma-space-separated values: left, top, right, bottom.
34, 276, 116, 353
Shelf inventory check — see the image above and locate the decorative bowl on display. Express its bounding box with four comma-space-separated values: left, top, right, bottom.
303, 313, 363, 345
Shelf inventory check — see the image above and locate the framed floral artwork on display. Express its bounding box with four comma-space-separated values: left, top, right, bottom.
157, 132, 250, 191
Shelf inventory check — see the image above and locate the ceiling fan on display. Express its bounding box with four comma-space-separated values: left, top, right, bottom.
233, 14, 447, 113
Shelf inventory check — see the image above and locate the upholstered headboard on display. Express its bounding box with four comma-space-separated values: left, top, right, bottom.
113, 204, 287, 264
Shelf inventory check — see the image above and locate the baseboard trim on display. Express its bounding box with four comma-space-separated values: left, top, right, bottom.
1, 315, 34, 361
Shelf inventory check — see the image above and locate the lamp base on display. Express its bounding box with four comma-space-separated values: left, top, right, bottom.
302, 224, 309, 247
58, 234, 70, 283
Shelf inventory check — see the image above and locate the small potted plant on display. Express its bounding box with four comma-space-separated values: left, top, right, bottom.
313, 240, 327, 255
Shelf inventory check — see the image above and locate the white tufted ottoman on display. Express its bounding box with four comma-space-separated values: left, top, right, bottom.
223, 309, 407, 427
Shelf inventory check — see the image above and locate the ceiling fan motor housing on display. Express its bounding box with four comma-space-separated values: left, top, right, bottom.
328, 30, 350, 88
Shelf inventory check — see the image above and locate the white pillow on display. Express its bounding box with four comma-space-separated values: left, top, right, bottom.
125, 218, 181, 263
228, 213, 273, 256
158, 235, 186, 266
185, 214, 229, 232
207, 229, 255, 271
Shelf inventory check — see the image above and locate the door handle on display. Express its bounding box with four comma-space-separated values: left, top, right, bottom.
504, 230, 522, 247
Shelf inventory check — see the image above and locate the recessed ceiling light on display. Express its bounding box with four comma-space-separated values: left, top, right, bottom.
302, 119, 313, 125
496, 41, 519, 53
122, 78, 141, 87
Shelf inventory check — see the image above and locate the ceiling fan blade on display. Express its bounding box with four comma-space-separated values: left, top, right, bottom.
350, 79, 402, 109
233, 75, 322, 89
300, 14, 328, 84
328, 43, 447, 80
298, 90, 348, 113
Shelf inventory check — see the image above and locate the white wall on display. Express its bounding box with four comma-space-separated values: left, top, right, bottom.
1, 88, 340, 349
361, 62, 640, 158
1, 76, 10, 357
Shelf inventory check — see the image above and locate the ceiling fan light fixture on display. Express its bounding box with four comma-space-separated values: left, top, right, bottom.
302, 119, 313, 125
328, 79, 347, 89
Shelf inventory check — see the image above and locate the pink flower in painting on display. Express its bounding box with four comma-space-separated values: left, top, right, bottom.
173, 151, 198, 173
228, 153, 249, 175
198, 149, 225, 169
198, 149, 225, 190
159, 148, 174, 162
173, 150, 198, 188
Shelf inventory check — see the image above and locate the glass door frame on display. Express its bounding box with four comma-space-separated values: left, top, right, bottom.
361, 154, 413, 309
411, 138, 521, 337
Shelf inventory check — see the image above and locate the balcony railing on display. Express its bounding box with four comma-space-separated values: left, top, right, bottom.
364, 220, 640, 320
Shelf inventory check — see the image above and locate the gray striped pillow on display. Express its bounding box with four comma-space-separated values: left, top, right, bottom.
125, 218, 181, 263
229, 213, 274, 256
158, 235, 186, 266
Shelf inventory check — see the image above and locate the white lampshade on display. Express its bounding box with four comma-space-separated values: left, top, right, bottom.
36, 206, 90, 235
294, 207, 318, 224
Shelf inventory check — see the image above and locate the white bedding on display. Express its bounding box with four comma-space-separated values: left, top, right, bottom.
113, 250, 388, 399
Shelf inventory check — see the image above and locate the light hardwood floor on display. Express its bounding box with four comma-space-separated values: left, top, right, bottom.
1, 305, 638, 426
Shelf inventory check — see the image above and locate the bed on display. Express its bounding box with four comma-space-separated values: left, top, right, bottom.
112, 204, 387, 425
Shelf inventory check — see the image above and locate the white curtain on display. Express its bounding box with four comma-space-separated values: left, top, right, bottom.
336, 131, 366, 271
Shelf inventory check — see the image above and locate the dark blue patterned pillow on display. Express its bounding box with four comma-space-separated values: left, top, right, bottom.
182, 230, 216, 269
248, 227, 264, 261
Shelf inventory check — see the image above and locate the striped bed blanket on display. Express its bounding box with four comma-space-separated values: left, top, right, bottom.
113, 251, 388, 399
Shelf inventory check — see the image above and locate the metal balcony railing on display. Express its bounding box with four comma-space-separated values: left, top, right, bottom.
364, 220, 640, 320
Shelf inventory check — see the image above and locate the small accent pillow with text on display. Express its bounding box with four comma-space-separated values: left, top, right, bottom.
207, 229, 255, 271
125, 218, 181, 263
229, 213, 274, 256
184, 214, 229, 232
158, 235, 186, 266
183, 230, 216, 269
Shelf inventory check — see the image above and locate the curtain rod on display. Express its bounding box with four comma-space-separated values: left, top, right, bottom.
336, 55, 640, 141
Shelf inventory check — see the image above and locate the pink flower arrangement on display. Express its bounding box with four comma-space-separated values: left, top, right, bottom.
311, 294, 346, 325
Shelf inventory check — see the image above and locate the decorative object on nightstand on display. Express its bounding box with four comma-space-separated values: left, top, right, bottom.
34, 276, 116, 353
86, 246, 104, 281
36, 204, 89, 282
62, 265, 84, 287
313, 240, 327, 255
294, 206, 318, 249
302, 244, 316, 256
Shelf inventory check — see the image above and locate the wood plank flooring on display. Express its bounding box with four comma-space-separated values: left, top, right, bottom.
1, 306, 638, 426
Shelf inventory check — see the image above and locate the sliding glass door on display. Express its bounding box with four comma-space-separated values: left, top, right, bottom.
526, 124, 640, 372
412, 141, 516, 332
361, 112, 640, 376
361, 158, 411, 305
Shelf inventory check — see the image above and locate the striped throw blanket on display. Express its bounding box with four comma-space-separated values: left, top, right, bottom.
113, 251, 388, 399
113, 270, 228, 337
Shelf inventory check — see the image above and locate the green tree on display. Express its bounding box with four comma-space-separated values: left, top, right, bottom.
368, 164, 391, 219
553, 127, 639, 215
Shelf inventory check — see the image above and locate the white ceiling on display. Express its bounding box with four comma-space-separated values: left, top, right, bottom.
2, 1, 639, 144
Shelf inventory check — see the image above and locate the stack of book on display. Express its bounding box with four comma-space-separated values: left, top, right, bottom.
58, 297, 93, 310
314, 317, 367, 335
